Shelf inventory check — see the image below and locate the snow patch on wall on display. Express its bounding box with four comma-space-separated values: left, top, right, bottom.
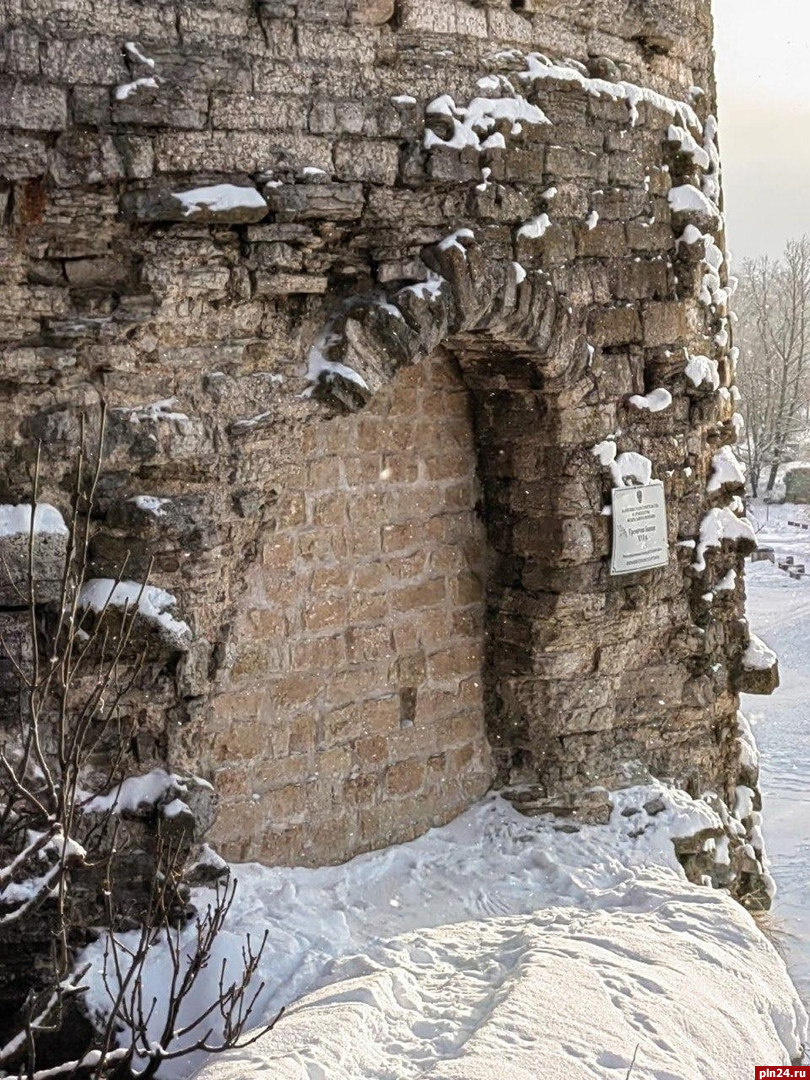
742, 633, 778, 673
707, 447, 746, 493
516, 214, 551, 240
0, 503, 68, 538
171, 184, 268, 217
81, 768, 185, 815
685, 353, 720, 390
693, 508, 757, 572
78, 579, 192, 649
517, 54, 702, 131
424, 92, 550, 152
628, 388, 672, 413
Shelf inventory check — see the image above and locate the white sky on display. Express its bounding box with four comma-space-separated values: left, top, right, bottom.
713, 0, 810, 259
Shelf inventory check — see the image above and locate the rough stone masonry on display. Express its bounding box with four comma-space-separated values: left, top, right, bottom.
0, 0, 778, 901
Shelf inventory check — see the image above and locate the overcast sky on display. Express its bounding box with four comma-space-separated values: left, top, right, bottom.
713, 0, 810, 260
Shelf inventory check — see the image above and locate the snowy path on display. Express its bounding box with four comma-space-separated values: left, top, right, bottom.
744, 503, 810, 1010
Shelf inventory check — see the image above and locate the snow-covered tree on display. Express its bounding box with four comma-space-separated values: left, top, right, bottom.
734, 237, 810, 496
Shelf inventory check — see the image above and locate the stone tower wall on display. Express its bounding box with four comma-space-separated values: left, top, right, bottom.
0, 0, 771, 872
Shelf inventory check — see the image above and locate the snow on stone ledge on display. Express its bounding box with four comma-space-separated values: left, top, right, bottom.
114, 77, 158, 101
78, 579, 192, 650
81, 768, 185, 815
667, 124, 711, 170
170, 184, 269, 224
516, 213, 551, 241
591, 440, 657, 489
685, 352, 720, 390
424, 92, 550, 152
129, 495, 171, 518
305, 327, 369, 394
628, 388, 672, 413
437, 228, 475, 258
742, 633, 778, 672
115, 397, 189, 424
517, 53, 702, 131
0, 503, 68, 538
668, 183, 722, 227
693, 507, 757, 572
707, 446, 746, 493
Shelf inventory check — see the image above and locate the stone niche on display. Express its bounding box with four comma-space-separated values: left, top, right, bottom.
206, 353, 494, 864
0, 0, 770, 881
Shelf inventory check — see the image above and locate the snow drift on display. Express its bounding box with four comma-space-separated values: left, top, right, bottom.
80, 784, 806, 1080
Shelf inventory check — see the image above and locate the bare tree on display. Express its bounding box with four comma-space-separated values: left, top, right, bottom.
0, 412, 279, 1079
734, 237, 810, 496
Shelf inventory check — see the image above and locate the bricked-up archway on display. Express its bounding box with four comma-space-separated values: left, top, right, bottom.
206, 350, 495, 865
201, 254, 577, 864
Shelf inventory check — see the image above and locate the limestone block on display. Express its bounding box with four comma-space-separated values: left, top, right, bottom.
254, 272, 329, 295
253, 242, 304, 270
2, 29, 41, 77
349, 0, 395, 26
642, 301, 689, 347
116, 135, 155, 180
0, 80, 67, 131
735, 635, 780, 696
40, 37, 126, 85
610, 258, 670, 300
263, 181, 365, 222
72, 86, 111, 127
211, 92, 307, 132
427, 147, 481, 184
50, 132, 125, 187
153, 130, 334, 174
576, 221, 625, 259
334, 139, 400, 184
588, 304, 643, 346
293, 0, 347, 21
586, 55, 621, 81
398, 0, 456, 34
65, 257, 129, 290
546, 144, 605, 181
111, 86, 209, 130
625, 220, 673, 253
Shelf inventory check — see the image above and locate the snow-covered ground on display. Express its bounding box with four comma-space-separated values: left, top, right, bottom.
744, 501, 810, 1017
82, 780, 806, 1079
75, 499, 810, 1078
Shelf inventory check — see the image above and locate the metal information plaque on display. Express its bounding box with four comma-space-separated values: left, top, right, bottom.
610, 484, 670, 575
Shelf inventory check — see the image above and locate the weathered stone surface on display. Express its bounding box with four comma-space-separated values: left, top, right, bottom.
737, 663, 780, 696
64, 256, 129, 289
505, 785, 614, 826
263, 181, 364, 221
349, 0, 395, 24
0, 80, 67, 131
